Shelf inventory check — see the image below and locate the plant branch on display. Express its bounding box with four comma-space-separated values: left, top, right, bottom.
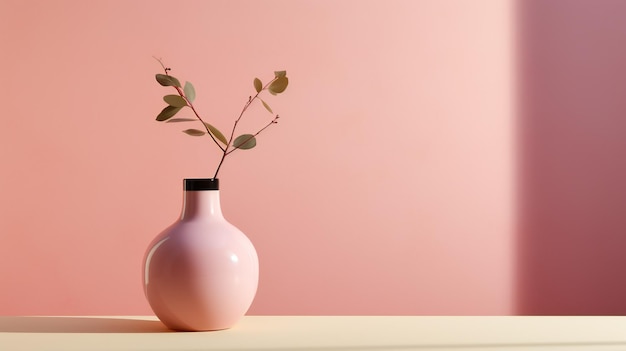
155, 57, 225, 153
225, 115, 279, 156
214, 114, 279, 178
154, 58, 287, 179
225, 78, 278, 149
174, 86, 225, 153
213, 78, 279, 178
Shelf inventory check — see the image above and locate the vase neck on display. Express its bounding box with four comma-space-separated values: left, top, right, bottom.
180, 190, 223, 220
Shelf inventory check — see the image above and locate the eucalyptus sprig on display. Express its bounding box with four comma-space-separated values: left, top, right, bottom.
153, 58, 289, 178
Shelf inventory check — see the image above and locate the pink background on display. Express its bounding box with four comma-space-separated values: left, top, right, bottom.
1, 0, 623, 316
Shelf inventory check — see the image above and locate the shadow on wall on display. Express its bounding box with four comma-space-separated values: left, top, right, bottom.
516, 0, 626, 314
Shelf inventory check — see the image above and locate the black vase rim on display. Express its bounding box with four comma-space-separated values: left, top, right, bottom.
184, 178, 219, 191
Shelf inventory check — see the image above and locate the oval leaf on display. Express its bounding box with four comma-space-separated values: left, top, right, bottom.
253, 78, 262, 93
156, 105, 183, 121
165, 118, 196, 123
274, 70, 287, 78
260, 98, 273, 114
156, 74, 181, 87
163, 95, 187, 107
182, 129, 205, 136
233, 134, 257, 150
203, 122, 228, 145
268, 76, 288, 95
184, 81, 196, 102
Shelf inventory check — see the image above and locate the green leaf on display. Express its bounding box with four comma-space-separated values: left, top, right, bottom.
254, 78, 262, 93
165, 118, 196, 123
274, 70, 287, 78
163, 95, 187, 107
233, 134, 257, 150
182, 129, 205, 136
156, 105, 183, 121
156, 74, 181, 87
268, 76, 288, 95
260, 98, 273, 114
203, 122, 228, 145
184, 81, 196, 102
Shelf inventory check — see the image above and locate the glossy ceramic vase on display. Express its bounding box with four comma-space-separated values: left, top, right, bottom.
143, 178, 259, 331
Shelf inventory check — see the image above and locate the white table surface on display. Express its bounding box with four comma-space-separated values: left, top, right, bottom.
1, 316, 626, 350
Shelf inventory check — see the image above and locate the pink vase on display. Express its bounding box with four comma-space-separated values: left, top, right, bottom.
143, 178, 259, 331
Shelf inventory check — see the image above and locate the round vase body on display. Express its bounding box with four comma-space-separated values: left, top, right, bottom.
143, 179, 259, 331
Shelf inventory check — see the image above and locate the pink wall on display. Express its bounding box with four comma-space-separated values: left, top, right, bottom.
516, 0, 626, 314
0, 0, 513, 315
